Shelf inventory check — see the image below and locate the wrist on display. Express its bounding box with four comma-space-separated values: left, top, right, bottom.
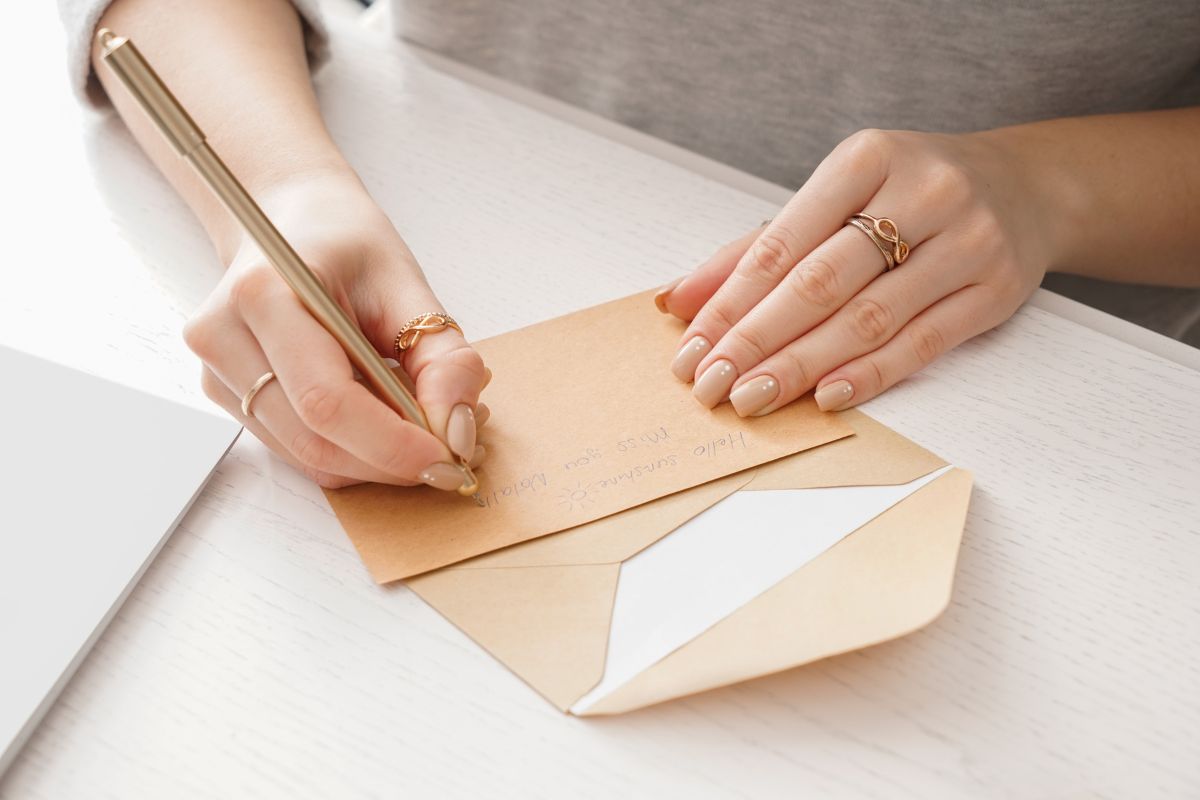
211, 162, 370, 266
971, 123, 1092, 273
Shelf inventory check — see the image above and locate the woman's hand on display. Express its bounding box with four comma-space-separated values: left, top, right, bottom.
184, 171, 488, 490
656, 128, 1061, 415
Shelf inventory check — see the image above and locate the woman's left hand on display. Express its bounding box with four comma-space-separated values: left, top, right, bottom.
656, 128, 1061, 415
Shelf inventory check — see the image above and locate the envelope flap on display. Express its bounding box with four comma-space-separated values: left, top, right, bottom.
579, 467, 973, 715
408, 563, 621, 711
456, 472, 752, 569
744, 409, 946, 491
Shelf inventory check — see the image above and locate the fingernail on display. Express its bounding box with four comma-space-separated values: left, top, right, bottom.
481, 367, 493, 390
446, 404, 476, 460
654, 276, 686, 313
729, 375, 779, 417
469, 444, 486, 468
475, 402, 491, 428
815, 380, 855, 411
671, 336, 711, 382
693, 359, 738, 408
419, 461, 468, 492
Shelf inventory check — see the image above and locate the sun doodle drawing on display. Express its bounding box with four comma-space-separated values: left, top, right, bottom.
557, 481, 597, 512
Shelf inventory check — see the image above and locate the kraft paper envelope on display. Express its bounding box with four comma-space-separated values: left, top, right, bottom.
408, 411, 973, 714
326, 291, 852, 581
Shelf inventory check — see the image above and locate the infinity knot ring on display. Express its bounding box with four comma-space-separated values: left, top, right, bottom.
847, 213, 910, 272
393, 312, 463, 354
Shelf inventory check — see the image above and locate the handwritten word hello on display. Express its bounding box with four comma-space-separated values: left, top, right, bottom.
692, 431, 748, 458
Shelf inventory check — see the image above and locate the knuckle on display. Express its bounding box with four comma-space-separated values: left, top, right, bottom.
788, 258, 841, 309
849, 298, 894, 345
229, 265, 282, 314
744, 230, 798, 281
727, 323, 773, 365
408, 340, 487, 390
777, 349, 811, 391
840, 128, 893, 174
864, 356, 886, 394
294, 383, 344, 432
909, 324, 946, 366
182, 314, 219, 360
701, 301, 742, 336
923, 160, 974, 207
845, 128, 892, 153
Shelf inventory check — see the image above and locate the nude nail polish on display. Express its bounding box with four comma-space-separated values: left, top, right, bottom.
419, 462, 468, 491
474, 402, 491, 429
469, 444, 486, 468
654, 276, 685, 313
671, 336, 711, 382
693, 359, 738, 408
446, 404, 476, 460
729, 375, 779, 417
815, 380, 855, 412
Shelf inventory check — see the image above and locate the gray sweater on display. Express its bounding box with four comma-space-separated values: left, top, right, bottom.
59, 0, 1200, 345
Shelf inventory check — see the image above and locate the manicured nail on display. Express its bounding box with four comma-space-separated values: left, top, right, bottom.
419, 462, 468, 491
729, 375, 779, 417
654, 276, 686, 313
693, 359, 738, 408
468, 444, 486, 468
474, 402, 491, 428
671, 336, 711, 382
446, 404, 476, 460
481, 367, 493, 390
815, 380, 855, 411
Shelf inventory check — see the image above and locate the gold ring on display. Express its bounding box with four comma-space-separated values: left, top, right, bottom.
393, 312, 463, 354
847, 213, 910, 271
241, 370, 276, 418
847, 218, 894, 271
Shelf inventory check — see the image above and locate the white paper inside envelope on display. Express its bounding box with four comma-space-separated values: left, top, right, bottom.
570, 465, 952, 713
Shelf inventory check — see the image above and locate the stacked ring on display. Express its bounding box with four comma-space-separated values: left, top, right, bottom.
846, 213, 910, 272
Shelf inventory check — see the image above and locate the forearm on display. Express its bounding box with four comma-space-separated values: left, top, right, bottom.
93, 0, 355, 263
983, 107, 1200, 287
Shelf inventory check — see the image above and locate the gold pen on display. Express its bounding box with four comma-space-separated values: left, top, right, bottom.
96, 28, 482, 500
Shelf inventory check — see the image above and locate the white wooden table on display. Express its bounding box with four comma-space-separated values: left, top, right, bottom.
3, 6, 1198, 798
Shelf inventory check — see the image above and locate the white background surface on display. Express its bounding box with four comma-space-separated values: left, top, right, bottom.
0, 347, 239, 773
2, 4, 1198, 798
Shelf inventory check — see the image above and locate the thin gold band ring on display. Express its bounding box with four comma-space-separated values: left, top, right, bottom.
241, 370, 276, 418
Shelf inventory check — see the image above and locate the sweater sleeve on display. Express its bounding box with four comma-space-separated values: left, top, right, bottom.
56, 0, 329, 107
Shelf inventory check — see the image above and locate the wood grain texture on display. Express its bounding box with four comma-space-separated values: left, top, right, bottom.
3, 8, 1198, 799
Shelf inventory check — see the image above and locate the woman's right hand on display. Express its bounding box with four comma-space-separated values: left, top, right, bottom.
183, 171, 489, 490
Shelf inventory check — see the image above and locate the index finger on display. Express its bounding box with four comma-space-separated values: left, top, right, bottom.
671, 130, 893, 382
241, 283, 461, 485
